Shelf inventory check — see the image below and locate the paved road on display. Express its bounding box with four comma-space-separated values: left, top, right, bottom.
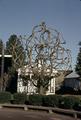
0, 108, 80, 120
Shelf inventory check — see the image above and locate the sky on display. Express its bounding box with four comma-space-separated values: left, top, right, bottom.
0, 0, 81, 69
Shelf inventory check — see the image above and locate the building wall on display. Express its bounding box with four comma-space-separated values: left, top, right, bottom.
17, 76, 56, 95
17, 66, 65, 95
17, 66, 57, 94
64, 78, 81, 90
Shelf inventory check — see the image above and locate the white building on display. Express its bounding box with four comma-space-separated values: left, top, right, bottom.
17, 65, 57, 95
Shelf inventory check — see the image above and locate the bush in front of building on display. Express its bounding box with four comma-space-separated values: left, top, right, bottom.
59, 96, 80, 109
13, 93, 27, 104
42, 95, 62, 107
28, 94, 43, 106
73, 101, 81, 111
0, 91, 11, 103
0, 91, 80, 111
73, 96, 81, 111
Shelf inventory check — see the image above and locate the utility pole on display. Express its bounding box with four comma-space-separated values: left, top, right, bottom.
0, 44, 4, 91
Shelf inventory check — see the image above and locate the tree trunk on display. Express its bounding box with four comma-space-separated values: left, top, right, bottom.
39, 86, 45, 95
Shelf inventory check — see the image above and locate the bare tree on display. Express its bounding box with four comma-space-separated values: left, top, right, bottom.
21, 22, 72, 94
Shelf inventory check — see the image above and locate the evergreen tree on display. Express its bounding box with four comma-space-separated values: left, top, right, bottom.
6, 34, 26, 70
0, 39, 3, 54
75, 42, 81, 77
5, 34, 26, 93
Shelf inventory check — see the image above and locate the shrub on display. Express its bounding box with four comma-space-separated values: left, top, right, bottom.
0, 92, 11, 103
13, 93, 26, 104
73, 97, 81, 111
60, 96, 80, 109
28, 94, 43, 106
43, 95, 62, 107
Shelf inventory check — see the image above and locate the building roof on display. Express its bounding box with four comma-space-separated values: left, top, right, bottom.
65, 71, 80, 78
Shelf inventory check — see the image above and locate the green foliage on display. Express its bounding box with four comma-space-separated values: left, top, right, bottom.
73, 100, 81, 111
13, 93, 27, 104
0, 39, 3, 54
28, 94, 43, 106
0, 92, 11, 103
6, 68, 18, 94
0, 91, 80, 111
5, 34, 26, 93
60, 96, 80, 109
8, 67, 16, 77
75, 43, 81, 77
6, 34, 26, 70
43, 95, 62, 107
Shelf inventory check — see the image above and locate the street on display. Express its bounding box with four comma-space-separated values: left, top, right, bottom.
0, 108, 80, 120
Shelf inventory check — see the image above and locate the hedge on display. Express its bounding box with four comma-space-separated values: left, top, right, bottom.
59, 96, 81, 109
28, 94, 43, 106
13, 93, 27, 104
0, 91, 81, 111
0, 92, 11, 103
43, 95, 62, 107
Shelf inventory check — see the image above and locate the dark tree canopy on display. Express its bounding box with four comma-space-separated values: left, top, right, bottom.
3, 34, 26, 93
6, 34, 26, 70
75, 42, 81, 76
0, 39, 3, 54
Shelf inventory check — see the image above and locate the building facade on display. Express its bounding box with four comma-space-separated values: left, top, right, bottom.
17, 66, 57, 95
64, 71, 81, 90
17, 65, 66, 95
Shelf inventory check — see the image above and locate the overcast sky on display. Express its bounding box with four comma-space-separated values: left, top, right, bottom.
0, 0, 81, 69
